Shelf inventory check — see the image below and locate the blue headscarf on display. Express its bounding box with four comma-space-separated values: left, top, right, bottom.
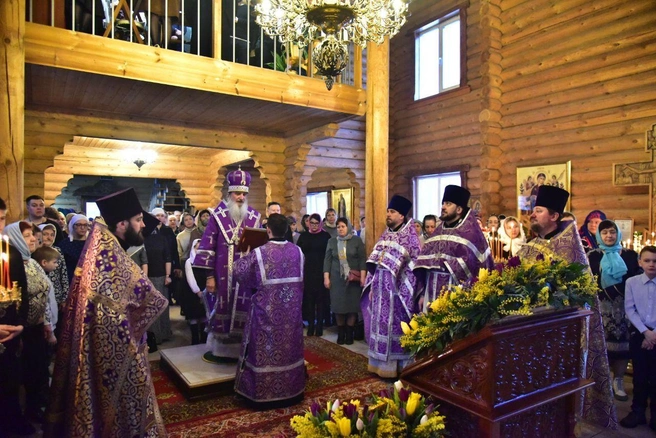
595, 220, 627, 289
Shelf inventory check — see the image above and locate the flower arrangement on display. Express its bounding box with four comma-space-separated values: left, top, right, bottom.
400, 256, 598, 357
290, 381, 446, 437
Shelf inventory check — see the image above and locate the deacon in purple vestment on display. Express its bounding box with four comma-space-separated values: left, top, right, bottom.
414, 185, 493, 311
362, 195, 420, 378
193, 166, 261, 361
233, 214, 305, 407
45, 188, 168, 438
518, 185, 617, 430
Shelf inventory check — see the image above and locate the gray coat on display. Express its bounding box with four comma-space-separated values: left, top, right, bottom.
323, 235, 366, 314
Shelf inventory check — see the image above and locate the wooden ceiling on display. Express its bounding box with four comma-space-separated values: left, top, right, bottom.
26, 64, 357, 137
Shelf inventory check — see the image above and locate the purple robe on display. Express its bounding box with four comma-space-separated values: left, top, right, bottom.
414, 209, 494, 308
518, 221, 617, 430
45, 221, 168, 438
362, 220, 420, 378
193, 201, 261, 357
233, 240, 305, 403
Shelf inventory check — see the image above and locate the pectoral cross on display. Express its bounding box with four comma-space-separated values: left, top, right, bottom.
614, 123, 656, 229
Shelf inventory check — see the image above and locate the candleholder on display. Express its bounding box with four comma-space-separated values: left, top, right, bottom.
0, 282, 21, 311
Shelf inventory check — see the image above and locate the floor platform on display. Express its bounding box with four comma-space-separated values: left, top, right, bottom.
159, 344, 237, 401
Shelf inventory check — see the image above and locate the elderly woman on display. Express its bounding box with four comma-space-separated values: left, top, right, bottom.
587, 219, 640, 402
498, 216, 527, 259
323, 218, 366, 345
56, 213, 89, 282
3, 222, 54, 422
297, 213, 331, 336
579, 210, 606, 250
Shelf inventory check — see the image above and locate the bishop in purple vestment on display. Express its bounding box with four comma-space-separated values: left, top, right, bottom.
362, 195, 420, 378
233, 214, 305, 407
518, 185, 617, 430
414, 185, 493, 311
193, 167, 261, 361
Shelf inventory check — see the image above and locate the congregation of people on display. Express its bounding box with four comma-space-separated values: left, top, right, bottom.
2, 174, 656, 435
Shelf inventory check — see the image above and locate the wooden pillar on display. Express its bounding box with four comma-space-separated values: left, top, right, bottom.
0, 0, 25, 222
365, 38, 390, 255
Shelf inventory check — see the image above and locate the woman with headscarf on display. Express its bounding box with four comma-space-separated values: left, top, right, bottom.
182, 239, 208, 345
56, 213, 89, 282
498, 216, 527, 259
38, 223, 69, 324
3, 222, 54, 422
587, 219, 640, 402
579, 210, 606, 251
323, 218, 366, 345
297, 213, 331, 336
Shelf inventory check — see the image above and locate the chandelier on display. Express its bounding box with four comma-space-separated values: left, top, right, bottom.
123, 148, 158, 170
256, 0, 408, 90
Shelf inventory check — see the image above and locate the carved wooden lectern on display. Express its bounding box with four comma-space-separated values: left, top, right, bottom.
401, 308, 594, 438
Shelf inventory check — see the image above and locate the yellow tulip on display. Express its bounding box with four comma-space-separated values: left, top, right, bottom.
478, 267, 489, 282
337, 417, 352, 437
409, 318, 419, 330
406, 392, 422, 416
401, 321, 411, 335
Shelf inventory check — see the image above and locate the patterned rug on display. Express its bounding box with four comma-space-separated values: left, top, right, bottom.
153, 337, 390, 437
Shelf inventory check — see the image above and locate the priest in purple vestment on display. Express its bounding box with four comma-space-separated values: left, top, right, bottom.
233, 214, 305, 408
193, 166, 262, 362
45, 188, 168, 438
414, 185, 493, 311
518, 185, 617, 430
362, 195, 420, 378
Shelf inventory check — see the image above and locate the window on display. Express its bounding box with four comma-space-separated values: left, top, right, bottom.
414, 9, 464, 101
413, 172, 462, 220
306, 192, 329, 217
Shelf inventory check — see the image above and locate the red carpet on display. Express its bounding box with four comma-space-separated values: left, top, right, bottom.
153, 337, 389, 437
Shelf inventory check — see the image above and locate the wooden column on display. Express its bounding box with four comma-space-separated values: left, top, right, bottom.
0, 0, 25, 222
365, 38, 390, 255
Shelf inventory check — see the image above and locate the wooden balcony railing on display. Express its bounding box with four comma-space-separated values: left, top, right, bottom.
26, 0, 364, 89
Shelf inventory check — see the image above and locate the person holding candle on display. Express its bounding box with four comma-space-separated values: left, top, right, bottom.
414, 185, 493, 311
0, 198, 33, 436
587, 220, 640, 402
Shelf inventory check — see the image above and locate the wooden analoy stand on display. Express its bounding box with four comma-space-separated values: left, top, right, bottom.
401, 308, 594, 438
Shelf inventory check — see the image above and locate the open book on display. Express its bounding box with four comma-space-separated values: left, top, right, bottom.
237, 227, 268, 252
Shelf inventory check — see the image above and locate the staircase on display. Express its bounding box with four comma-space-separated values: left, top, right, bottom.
150, 179, 189, 212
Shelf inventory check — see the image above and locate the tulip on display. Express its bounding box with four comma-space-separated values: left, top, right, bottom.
477, 267, 489, 282
356, 417, 364, 431
337, 417, 352, 437
331, 399, 340, 412
406, 392, 422, 416
420, 414, 428, 425
398, 387, 409, 402
409, 318, 419, 330
310, 401, 321, 416
401, 321, 411, 335
394, 380, 404, 393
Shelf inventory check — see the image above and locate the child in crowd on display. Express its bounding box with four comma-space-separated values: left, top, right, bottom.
32, 246, 60, 346
622, 245, 656, 430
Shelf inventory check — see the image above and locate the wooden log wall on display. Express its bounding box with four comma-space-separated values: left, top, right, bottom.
389, 0, 483, 212
389, 0, 656, 230
498, 0, 656, 230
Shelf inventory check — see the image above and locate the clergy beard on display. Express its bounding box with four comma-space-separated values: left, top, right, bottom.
124, 224, 144, 247
226, 198, 249, 223
439, 211, 458, 224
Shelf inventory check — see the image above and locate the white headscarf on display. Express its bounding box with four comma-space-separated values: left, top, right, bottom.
68, 214, 89, 241
498, 217, 527, 257
38, 223, 58, 246
3, 222, 32, 260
